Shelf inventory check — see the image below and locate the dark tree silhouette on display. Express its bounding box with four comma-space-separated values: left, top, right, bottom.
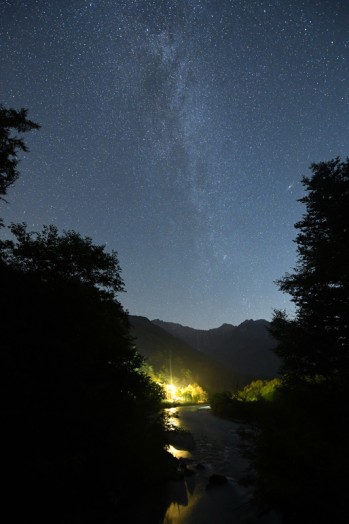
270, 157, 349, 384
0, 222, 124, 298
0, 105, 177, 522
0, 104, 40, 199
247, 158, 349, 522
0, 224, 171, 521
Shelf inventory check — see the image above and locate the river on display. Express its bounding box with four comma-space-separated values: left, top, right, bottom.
158, 405, 281, 524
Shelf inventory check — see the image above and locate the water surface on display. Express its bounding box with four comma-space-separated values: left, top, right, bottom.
162, 405, 280, 524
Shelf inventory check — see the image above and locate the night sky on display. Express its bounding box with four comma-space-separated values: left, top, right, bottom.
1, 0, 348, 328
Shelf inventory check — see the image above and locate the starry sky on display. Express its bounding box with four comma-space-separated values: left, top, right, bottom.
1, 0, 348, 328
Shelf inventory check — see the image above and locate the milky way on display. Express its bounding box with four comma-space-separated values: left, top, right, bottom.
1, 0, 348, 327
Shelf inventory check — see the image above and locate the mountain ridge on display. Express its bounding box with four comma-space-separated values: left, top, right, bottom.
130, 316, 280, 393
151, 317, 280, 379
129, 315, 244, 391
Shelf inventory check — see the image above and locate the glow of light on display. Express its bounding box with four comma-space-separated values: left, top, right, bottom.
166, 444, 190, 460
165, 383, 179, 401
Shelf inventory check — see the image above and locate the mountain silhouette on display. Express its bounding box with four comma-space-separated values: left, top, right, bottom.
129, 316, 244, 392
130, 316, 280, 393
152, 318, 280, 379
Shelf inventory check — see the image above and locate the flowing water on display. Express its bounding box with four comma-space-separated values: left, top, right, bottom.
159, 405, 281, 524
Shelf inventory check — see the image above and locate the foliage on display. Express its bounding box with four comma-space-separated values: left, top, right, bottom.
248, 159, 349, 521
0, 222, 124, 299
179, 383, 207, 403
141, 362, 208, 403
209, 391, 235, 416
0, 105, 40, 199
0, 105, 174, 520
0, 224, 170, 522
270, 158, 349, 384
210, 379, 280, 422
246, 382, 349, 521
234, 379, 281, 402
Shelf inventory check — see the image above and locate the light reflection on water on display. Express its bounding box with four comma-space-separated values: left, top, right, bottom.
163, 491, 202, 524
166, 407, 181, 428
166, 444, 190, 460
156, 406, 281, 524
164, 449, 202, 523
163, 407, 205, 523
161, 405, 252, 524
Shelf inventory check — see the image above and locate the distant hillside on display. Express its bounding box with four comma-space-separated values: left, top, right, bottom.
129, 316, 245, 392
151, 321, 235, 354
152, 318, 280, 379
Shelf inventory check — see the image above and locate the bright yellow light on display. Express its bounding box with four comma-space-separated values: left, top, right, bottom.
165, 383, 179, 401
163, 382, 208, 403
